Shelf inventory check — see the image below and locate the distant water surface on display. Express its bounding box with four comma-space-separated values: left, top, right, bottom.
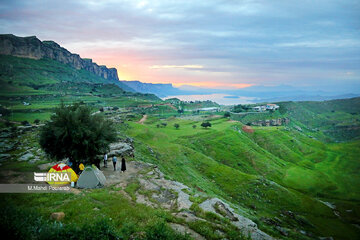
162, 94, 257, 105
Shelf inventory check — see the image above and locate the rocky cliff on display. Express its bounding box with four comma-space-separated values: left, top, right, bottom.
0, 34, 119, 82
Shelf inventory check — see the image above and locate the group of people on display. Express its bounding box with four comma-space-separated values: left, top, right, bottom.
103, 154, 126, 172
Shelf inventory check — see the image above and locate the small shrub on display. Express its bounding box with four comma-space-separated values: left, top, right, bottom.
201, 122, 211, 128
21, 120, 30, 126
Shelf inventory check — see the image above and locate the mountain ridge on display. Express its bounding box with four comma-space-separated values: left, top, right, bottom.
0, 34, 123, 85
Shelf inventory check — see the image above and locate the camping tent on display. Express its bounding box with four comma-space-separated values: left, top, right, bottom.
77, 165, 106, 189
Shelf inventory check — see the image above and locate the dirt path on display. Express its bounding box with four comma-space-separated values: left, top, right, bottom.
101, 160, 141, 186
138, 114, 147, 124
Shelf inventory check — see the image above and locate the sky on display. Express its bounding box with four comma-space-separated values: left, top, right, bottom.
0, 0, 359, 92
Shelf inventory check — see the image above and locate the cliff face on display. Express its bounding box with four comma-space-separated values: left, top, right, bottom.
0, 34, 119, 82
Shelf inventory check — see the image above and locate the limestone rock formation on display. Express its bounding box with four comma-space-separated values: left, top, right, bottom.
0, 34, 119, 82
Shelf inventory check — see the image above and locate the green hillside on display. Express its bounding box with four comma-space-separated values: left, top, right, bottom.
124, 116, 360, 239
0, 55, 161, 122
230, 99, 360, 142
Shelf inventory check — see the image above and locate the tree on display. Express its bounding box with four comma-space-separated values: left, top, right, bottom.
34, 119, 40, 125
161, 123, 167, 127
201, 122, 212, 128
224, 112, 231, 118
174, 123, 180, 129
39, 103, 117, 172
192, 125, 197, 129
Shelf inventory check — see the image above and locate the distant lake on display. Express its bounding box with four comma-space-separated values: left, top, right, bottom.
162, 94, 257, 105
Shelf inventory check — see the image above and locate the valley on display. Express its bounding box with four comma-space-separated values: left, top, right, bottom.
0, 35, 359, 240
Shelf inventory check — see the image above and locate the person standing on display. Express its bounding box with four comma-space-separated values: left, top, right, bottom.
79, 163, 84, 174
121, 157, 126, 172
112, 156, 117, 171
104, 154, 108, 168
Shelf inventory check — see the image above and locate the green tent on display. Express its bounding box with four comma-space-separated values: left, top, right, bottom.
77, 165, 106, 189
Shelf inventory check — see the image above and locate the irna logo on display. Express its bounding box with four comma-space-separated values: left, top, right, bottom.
34, 172, 71, 182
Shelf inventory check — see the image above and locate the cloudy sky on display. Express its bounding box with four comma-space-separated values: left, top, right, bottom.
0, 0, 359, 92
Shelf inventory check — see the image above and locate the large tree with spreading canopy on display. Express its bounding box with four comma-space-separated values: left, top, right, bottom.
39, 102, 117, 171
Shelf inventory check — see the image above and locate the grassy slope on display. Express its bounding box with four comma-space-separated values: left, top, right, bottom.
0, 55, 161, 122
126, 117, 360, 239
277, 99, 360, 141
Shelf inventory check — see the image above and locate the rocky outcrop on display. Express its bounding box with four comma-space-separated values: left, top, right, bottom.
103, 161, 274, 240
249, 117, 290, 127
199, 198, 273, 240
0, 34, 119, 82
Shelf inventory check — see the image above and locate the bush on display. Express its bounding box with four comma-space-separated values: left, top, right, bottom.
0, 106, 10, 116
33, 119, 40, 124
192, 125, 197, 129
174, 123, 180, 129
224, 112, 231, 118
21, 120, 30, 126
201, 122, 211, 128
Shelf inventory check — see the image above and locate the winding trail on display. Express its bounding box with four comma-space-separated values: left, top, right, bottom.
138, 114, 147, 124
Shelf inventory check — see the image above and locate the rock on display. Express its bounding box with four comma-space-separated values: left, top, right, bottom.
0, 140, 17, 152
0, 153, 11, 162
129, 231, 146, 240
294, 126, 303, 132
38, 162, 59, 170
0, 131, 14, 138
169, 223, 205, 240
29, 157, 41, 164
139, 178, 161, 191
173, 211, 203, 222
199, 198, 273, 240
50, 212, 65, 221
19, 152, 34, 161
108, 142, 133, 157
177, 190, 192, 210
261, 217, 280, 227
214, 201, 239, 221
276, 226, 288, 236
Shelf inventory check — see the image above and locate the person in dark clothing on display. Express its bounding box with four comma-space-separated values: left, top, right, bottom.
121, 157, 126, 172
112, 156, 117, 171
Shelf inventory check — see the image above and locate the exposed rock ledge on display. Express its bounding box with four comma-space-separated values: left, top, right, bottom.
102, 161, 273, 240
0, 34, 119, 82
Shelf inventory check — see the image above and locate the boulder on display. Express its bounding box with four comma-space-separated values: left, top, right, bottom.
214, 201, 239, 221
19, 152, 34, 161
108, 142, 133, 157
50, 212, 65, 221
